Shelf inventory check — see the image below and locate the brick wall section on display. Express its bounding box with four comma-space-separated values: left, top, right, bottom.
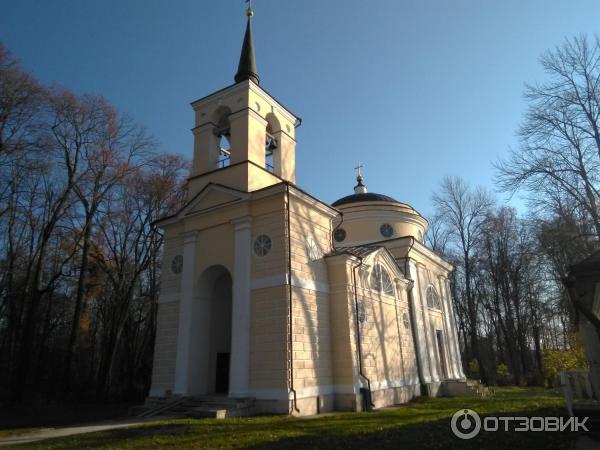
288, 196, 334, 395
250, 285, 288, 391
150, 301, 179, 393
160, 232, 183, 294
291, 287, 334, 391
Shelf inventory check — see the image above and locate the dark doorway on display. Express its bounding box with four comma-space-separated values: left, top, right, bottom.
190, 266, 233, 396
215, 352, 230, 393
436, 330, 448, 379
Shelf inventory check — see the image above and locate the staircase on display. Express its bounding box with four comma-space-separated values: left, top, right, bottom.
134, 396, 255, 419
442, 379, 494, 398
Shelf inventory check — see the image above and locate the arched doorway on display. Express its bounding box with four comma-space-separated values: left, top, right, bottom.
188, 265, 232, 395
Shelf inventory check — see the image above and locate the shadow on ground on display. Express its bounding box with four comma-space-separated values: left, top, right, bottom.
17, 406, 599, 450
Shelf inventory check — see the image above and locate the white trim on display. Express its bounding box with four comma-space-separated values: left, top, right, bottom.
250, 274, 331, 293
408, 260, 431, 383
368, 378, 418, 391
291, 274, 330, 293
251, 274, 287, 290
229, 216, 253, 397
249, 380, 420, 401
173, 232, 198, 395
249, 384, 358, 400
288, 186, 339, 217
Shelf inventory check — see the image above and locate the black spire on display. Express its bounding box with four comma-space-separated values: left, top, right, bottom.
234, 6, 259, 85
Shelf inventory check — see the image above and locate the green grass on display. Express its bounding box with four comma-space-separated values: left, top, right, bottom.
10, 387, 595, 449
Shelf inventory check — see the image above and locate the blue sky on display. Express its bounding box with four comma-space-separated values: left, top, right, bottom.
2, 0, 599, 216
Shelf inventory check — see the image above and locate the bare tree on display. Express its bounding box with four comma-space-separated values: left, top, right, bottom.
62, 93, 153, 389
0, 42, 188, 403
432, 176, 494, 382
496, 35, 600, 237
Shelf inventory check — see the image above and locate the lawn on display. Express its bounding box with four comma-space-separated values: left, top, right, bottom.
10, 387, 596, 449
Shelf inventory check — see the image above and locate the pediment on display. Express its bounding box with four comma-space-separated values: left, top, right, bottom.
361, 247, 406, 282
183, 184, 248, 215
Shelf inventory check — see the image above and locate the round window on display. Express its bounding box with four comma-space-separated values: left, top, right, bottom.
253, 234, 272, 257
403, 312, 410, 329
380, 223, 394, 238
171, 255, 183, 274
334, 228, 346, 242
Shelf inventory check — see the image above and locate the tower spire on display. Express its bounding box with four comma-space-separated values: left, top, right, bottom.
354, 163, 367, 194
235, 1, 260, 85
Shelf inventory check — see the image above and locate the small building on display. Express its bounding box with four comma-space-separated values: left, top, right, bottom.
148, 6, 466, 415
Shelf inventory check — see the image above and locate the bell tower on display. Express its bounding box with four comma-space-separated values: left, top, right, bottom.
188, 4, 300, 196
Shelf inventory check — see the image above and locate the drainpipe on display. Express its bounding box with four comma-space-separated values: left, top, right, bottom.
351, 256, 375, 410
285, 183, 300, 414
332, 210, 374, 410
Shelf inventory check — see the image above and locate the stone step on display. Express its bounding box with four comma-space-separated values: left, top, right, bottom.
135, 396, 255, 419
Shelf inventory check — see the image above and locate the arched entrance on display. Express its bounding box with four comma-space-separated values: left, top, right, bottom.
188, 265, 232, 395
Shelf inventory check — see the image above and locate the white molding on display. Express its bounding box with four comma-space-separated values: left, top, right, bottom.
368, 378, 416, 391
229, 215, 253, 397
338, 210, 427, 228
229, 106, 268, 126
251, 274, 287, 290
291, 274, 330, 293
288, 186, 339, 218
250, 274, 331, 293
173, 231, 198, 395
249, 81, 299, 124
183, 185, 249, 218
249, 380, 420, 401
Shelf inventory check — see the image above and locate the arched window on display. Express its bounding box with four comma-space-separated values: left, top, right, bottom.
265, 121, 277, 173
370, 263, 394, 296
213, 107, 231, 169
218, 133, 231, 168
426, 285, 442, 309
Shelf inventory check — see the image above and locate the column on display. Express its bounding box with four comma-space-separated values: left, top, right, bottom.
407, 260, 431, 384
445, 278, 466, 379
229, 216, 253, 397
173, 231, 198, 395
438, 276, 458, 379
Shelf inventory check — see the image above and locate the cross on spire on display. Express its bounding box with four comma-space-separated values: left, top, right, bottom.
353, 163, 367, 194
354, 162, 364, 178
235, 0, 259, 84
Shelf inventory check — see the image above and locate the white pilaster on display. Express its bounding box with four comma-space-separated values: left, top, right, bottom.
444, 278, 466, 379
173, 231, 198, 395
437, 276, 458, 379
408, 260, 431, 384
418, 265, 439, 382
229, 216, 253, 397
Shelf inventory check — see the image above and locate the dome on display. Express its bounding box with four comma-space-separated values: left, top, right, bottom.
330, 174, 427, 246
331, 192, 401, 207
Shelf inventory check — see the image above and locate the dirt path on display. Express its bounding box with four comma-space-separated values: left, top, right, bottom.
0, 416, 171, 447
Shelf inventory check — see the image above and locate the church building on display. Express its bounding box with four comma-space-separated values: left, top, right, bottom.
149, 5, 466, 415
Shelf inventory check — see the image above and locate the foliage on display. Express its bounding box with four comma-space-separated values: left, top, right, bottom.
496, 363, 511, 385
467, 358, 480, 378
0, 42, 189, 403
543, 333, 587, 386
